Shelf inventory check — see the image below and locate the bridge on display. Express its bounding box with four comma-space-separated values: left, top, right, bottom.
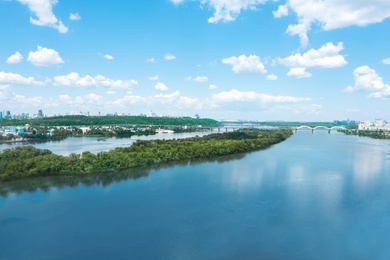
293, 125, 347, 133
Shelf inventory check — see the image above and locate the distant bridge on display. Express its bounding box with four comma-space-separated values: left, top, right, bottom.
293, 125, 347, 133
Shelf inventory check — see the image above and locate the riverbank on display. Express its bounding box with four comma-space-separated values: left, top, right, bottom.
339, 129, 390, 140
0, 129, 292, 181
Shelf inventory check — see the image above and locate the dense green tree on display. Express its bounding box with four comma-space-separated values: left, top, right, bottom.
0, 129, 292, 181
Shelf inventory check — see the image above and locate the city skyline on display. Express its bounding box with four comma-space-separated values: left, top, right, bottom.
1, 0, 390, 121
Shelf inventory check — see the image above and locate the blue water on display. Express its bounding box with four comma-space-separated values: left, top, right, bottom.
1, 131, 390, 259
0, 131, 213, 156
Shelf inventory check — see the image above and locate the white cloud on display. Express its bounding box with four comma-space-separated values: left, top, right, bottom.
345, 65, 390, 99
153, 91, 203, 109
106, 90, 117, 95
185, 76, 209, 82
382, 58, 390, 65
98, 53, 114, 60
278, 42, 347, 68
222, 54, 266, 74
266, 74, 278, 80
6, 52, 24, 64
212, 89, 310, 104
0, 71, 44, 86
154, 82, 169, 92
171, 0, 185, 4
53, 72, 139, 90
149, 75, 159, 81
147, 58, 156, 63
13, 94, 42, 106
18, 0, 68, 33
209, 84, 217, 90
164, 54, 176, 60
277, 0, 390, 48
27, 46, 64, 66
111, 91, 205, 110
273, 4, 288, 18
103, 54, 114, 60
287, 67, 312, 78
278, 42, 347, 78
200, 0, 267, 23
84, 93, 103, 103
69, 13, 81, 21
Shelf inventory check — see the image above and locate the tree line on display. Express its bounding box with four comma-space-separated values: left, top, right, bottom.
0, 129, 293, 181
340, 129, 390, 140
0, 115, 219, 127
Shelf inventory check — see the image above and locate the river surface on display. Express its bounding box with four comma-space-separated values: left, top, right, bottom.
0, 131, 214, 156
1, 131, 390, 259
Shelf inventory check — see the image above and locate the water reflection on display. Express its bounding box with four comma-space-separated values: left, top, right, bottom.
0, 169, 149, 198
353, 139, 384, 190
0, 153, 246, 198
287, 165, 344, 218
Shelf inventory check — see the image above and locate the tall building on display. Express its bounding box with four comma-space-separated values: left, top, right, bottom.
38, 109, 43, 117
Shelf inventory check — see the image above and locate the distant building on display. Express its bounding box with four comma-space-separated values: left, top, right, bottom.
38, 110, 44, 117
358, 119, 390, 131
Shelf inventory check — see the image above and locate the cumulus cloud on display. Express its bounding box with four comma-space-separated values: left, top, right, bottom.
345, 65, 390, 99
154, 82, 169, 92
287, 67, 312, 78
0, 71, 44, 86
164, 54, 176, 60
84, 93, 103, 103
278, 42, 347, 68
53, 72, 139, 90
212, 89, 310, 104
185, 76, 209, 82
69, 13, 81, 21
27, 46, 64, 66
18, 0, 68, 33
266, 74, 278, 80
6, 52, 24, 64
276, 0, 390, 48
222, 54, 266, 74
147, 58, 156, 63
278, 42, 347, 78
273, 4, 288, 18
382, 58, 390, 65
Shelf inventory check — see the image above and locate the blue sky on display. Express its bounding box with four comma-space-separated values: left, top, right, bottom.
1, 0, 390, 121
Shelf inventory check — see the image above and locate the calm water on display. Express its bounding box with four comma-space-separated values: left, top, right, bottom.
0, 131, 214, 156
1, 131, 390, 259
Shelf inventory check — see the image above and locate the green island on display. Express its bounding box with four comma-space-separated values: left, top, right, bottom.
0, 129, 293, 181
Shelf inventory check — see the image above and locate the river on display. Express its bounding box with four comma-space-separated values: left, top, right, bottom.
1, 130, 390, 259
0, 131, 214, 156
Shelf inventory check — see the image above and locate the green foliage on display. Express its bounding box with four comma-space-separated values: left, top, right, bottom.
340, 129, 390, 140
0, 115, 219, 127
0, 129, 293, 181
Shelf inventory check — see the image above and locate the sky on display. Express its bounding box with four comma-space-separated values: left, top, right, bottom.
0, 0, 390, 121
